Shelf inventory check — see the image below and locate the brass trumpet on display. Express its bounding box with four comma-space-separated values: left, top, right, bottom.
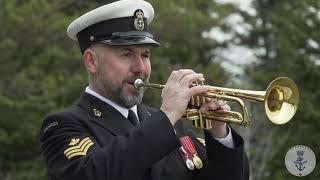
134, 77, 299, 129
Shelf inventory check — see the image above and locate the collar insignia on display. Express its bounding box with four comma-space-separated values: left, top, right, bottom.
196, 138, 206, 146
93, 108, 102, 117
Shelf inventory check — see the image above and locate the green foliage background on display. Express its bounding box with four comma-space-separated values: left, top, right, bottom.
0, 0, 319, 179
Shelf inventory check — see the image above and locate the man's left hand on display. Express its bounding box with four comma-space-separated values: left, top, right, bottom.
199, 99, 231, 138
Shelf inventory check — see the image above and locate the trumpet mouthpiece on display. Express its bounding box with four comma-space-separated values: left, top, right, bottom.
134, 79, 144, 89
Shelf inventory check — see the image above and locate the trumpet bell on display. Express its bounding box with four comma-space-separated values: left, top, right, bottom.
265, 77, 299, 124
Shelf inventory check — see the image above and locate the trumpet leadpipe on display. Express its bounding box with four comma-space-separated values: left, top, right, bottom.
134, 79, 165, 90
134, 77, 205, 90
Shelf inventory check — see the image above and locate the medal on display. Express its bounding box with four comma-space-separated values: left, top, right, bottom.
186, 158, 195, 170
192, 155, 203, 169
179, 136, 203, 170
180, 146, 194, 170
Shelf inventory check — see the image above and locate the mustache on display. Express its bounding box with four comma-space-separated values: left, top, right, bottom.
126, 74, 148, 83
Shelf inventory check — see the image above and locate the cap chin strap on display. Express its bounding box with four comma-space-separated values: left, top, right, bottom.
111, 31, 153, 39
98, 31, 160, 47
95, 31, 153, 42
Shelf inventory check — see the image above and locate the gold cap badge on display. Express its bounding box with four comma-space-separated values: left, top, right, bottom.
133, 9, 144, 31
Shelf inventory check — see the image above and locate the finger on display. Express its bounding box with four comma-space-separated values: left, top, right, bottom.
217, 100, 227, 106
204, 96, 221, 103
200, 99, 220, 112
200, 102, 219, 113
220, 104, 231, 111
167, 69, 195, 82
180, 73, 204, 87
204, 97, 212, 102
205, 97, 216, 102
188, 85, 209, 97
208, 100, 221, 111
200, 103, 209, 113
207, 98, 219, 105
161, 89, 164, 98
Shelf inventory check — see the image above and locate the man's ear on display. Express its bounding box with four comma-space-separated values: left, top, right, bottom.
83, 48, 98, 75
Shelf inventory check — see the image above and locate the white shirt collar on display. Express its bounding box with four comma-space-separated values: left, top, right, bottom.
85, 86, 138, 120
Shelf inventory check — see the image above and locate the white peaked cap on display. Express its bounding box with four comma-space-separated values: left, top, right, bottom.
66, 0, 160, 53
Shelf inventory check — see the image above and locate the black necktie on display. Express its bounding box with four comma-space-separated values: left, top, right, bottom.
127, 109, 138, 126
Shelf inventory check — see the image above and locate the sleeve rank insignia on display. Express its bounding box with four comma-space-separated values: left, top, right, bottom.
64, 137, 94, 159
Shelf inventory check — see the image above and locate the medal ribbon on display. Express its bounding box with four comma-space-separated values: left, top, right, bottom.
179, 139, 195, 170
179, 136, 203, 169
179, 136, 197, 156
179, 146, 190, 159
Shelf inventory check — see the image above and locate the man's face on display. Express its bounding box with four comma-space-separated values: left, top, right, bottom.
91, 44, 151, 108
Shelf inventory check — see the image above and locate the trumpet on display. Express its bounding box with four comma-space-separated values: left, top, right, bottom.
134, 77, 299, 129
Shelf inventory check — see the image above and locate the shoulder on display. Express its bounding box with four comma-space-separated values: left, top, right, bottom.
43, 105, 83, 123
40, 104, 87, 137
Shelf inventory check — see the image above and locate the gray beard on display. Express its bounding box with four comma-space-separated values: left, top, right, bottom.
93, 71, 146, 108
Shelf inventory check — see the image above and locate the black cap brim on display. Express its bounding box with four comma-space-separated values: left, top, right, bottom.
101, 36, 160, 47
100, 31, 160, 47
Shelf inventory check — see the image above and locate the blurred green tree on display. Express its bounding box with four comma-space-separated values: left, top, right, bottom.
0, 0, 231, 179
235, 0, 320, 179
0, 0, 95, 179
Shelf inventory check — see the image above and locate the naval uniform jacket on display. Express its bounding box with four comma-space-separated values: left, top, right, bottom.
40, 93, 249, 180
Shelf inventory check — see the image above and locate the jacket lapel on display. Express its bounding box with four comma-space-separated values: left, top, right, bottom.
77, 93, 133, 136
137, 105, 152, 122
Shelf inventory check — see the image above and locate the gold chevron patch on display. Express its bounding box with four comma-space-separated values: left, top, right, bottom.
64, 137, 94, 159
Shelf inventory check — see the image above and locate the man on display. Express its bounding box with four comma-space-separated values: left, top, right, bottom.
39, 0, 249, 180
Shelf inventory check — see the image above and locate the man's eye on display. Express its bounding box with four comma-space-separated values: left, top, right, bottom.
142, 54, 150, 59
122, 52, 132, 57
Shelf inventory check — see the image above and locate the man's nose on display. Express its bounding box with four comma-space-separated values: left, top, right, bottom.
131, 56, 146, 73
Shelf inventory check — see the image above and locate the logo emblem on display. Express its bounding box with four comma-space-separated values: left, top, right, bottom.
133, 9, 144, 31
285, 145, 316, 177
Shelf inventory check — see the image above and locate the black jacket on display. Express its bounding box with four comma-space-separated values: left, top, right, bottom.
40, 93, 249, 180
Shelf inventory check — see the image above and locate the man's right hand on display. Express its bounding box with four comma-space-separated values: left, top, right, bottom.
160, 69, 209, 125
